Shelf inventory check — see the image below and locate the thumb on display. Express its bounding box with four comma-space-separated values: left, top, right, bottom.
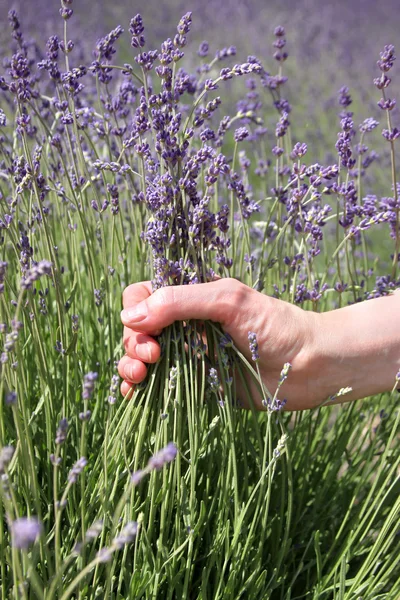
120, 278, 245, 332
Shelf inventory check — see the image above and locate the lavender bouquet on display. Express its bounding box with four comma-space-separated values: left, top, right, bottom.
0, 3, 399, 598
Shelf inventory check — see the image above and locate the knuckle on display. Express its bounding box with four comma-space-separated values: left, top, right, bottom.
227, 277, 246, 300
154, 285, 175, 308
223, 279, 249, 321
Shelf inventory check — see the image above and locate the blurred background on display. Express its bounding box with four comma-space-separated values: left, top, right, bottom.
0, 0, 398, 170
1, 0, 398, 81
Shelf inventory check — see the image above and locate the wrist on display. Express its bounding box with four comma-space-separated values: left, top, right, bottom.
313, 296, 400, 404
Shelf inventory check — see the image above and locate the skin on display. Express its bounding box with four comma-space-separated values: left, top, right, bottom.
119, 278, 400, 411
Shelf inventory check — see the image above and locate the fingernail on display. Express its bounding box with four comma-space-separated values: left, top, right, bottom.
123, 365, 134, 380
121, 303, 147, 324
136, 344, 151, 361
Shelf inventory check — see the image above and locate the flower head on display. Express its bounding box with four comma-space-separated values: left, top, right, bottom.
248, 331, 259, 362
148, 442, 177, 470
82, 372, 98, 400
10, 517, 42, 549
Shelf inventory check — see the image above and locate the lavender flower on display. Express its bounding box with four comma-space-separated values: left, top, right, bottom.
68, 457, 87, 483
377, 44, 396, 72
169, 366, 178, 390
78, 410, 91, 421
50, 454, 62, 467
112, 521, 138, 549
130, 14, 145, 48
234, 127, 249, 142
85, 520, 103, 541
207, 367, 220, 393
0, 261, 7, 293
94, 288, 104, 306
338, 86, 352, 108
71, 314, 79, 333
95, 521, 138, 563
279, 363, 292, 385
5, 391, 17, 406
291, 142, 308, 158
108, 374, 119, 405
359, 118, 379, 133
0, 445, 14, 474
82, 372, 98, 400
21, 260, 52, 289
382, 128, 400, 142
10, 517, 42, 549
198, 41, 209, 57
148, 442, 177, 471
55, 418, 68, 445
248, 331, 259, 362
96, 547, 113, 563
131, 469, 146, 486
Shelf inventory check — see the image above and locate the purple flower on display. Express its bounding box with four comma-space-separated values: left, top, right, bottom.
68, 457, 87, 484
207, 368, 220, 393
0, 446, 14, 474
168, 366, 178, 391
359, 118, 379, 133
10, 517, 42, 549
377, 44, 396, 73
130, 14, 145, 48
95, 26, 124, 62
113, 521, 138, 549
234, 127, 249, 143
198, 41, 209, 57
216, 46, 236, 61
291, 142, 308, 158
85, 520, 103, 541
131, 469, 146, 485
5, 391, 17, 406
50, 454, 62, 466
96, 547, 113, 563
78, 410, 91, 421
279, 363, 292, 385
274, 26, 285, 37
377, 98, 396, 111
248, 331, 259, 362
177, 12, 192, 36
21, 261, 52, 289
82, 372, 98, 400
374, 73, 391, 90
338, 86, 352, 108
382, 128, 400, 141
55, 418, 68, 445
148, 442, 177, 470
59, 7, 73, 20
94, 288, 103, 306
108, 374, 119, 405
71, 314, 79, 333
276, 112, 290, 138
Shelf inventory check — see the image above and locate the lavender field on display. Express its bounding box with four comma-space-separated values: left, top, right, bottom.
0, 1, 399, 598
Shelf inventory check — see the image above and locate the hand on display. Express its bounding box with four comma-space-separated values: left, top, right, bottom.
119, 278, 323, 410
119, 279, 400, 410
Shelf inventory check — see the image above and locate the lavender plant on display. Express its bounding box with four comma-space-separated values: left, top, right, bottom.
0, 4, 399, 599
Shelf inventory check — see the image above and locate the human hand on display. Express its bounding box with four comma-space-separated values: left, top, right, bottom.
118, 278, 324, 410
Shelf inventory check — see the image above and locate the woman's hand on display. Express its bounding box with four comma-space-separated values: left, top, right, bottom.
119, 279, 400, 410
119, 278, 324, 410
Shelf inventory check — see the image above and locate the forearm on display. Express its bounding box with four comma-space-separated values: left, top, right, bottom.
314, 293, 400, 404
